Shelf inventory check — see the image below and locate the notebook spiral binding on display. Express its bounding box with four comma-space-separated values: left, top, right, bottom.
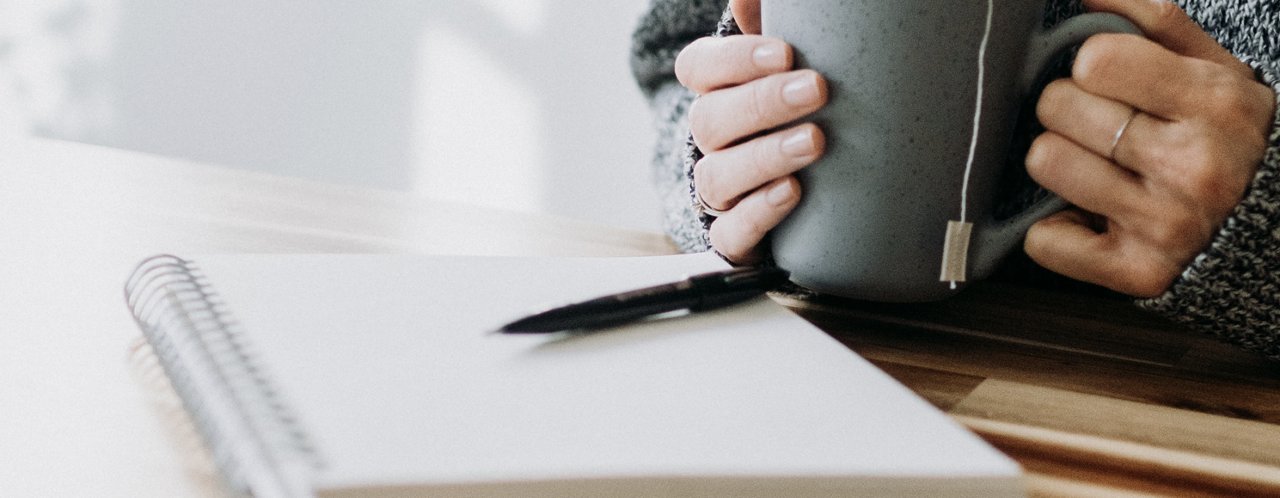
128, 336, 223, 493
125, 255, 322, 498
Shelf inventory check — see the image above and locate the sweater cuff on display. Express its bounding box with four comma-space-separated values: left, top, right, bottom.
1135, 59, 1280, 361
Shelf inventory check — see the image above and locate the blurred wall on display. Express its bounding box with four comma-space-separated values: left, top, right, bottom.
0, 0, 664, 231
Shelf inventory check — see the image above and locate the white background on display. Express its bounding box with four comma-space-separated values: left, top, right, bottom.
0, 0, 664, 231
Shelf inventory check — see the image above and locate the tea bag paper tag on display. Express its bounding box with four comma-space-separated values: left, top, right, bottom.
940, 220, 974, 285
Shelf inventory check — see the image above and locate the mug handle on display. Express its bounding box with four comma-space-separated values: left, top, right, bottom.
967, 13, 1142, 280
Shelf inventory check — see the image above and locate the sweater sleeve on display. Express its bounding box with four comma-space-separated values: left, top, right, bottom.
1131, 1, 1280, 361
630, 0, 729, 252
631, 1, 752, 253
1137, 59, 1280, 361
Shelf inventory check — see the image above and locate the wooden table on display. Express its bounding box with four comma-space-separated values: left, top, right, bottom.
779, 284, 1280, 497
3, 137, 1278, 497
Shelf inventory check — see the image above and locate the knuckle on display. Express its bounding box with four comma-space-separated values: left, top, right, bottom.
1199, 70, 1257, 123
709, 217, 756, 263
1073, 35, 1126, 87
689, 96, 739, 152
750, 135, 778, 175
1147, 0, 1185, 32
1121, 262, 1172, 297
1124, 121, 1176, 170
674, 38, 712, 90
1169, 141, 1234, 201
746, 78, 775, 126
708, 221, 744, 261
1251, 84, 1279, 126
1146, 0, 1192, 37
1122, 257, 1177, 298
741, 208, 772, 242
1036, 79, 1073, 124
687, 97, 712, 149
1127, 197, 1161, 225
1144, 217, 1182, 248
1143, 207, 1205, 250
1187, 168, 1230, 203
1134, 140, 1175, 174
693, 157, 725, 206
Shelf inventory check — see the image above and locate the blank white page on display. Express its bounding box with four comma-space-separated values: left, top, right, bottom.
191, 253, 1021, 496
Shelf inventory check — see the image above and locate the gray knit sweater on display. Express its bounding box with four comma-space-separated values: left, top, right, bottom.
630, 0, 1280, 360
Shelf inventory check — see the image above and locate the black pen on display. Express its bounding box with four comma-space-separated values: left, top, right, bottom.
498, 266, 790, 333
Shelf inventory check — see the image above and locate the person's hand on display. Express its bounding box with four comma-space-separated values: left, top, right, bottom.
1025, 0, 1276, 297
675, 0, 828, 264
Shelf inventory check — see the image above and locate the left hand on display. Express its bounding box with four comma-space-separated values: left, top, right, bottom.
1025, 0, 1276, 297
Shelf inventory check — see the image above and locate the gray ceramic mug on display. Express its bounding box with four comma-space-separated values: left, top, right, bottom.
762, 0, 1140, 302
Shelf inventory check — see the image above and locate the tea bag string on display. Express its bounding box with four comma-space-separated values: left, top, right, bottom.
961, 0, 994, 225
942, 0, 994, 289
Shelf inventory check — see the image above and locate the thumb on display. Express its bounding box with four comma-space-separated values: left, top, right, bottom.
730, 0, 762, 34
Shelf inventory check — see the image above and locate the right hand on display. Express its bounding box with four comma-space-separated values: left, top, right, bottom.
675, 0, 829, 264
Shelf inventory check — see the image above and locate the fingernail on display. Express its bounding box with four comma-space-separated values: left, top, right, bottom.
753, 42, 787, 70
782, 74, 820, 107
781, 128, 816, 157
767, 180, 794, 206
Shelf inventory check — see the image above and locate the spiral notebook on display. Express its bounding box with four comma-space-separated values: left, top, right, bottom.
123, 252, 1023, 498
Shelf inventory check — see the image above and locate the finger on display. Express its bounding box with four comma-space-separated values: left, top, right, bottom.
1106, 110, 1176, 179
709, 176, 801, 264
690, 69, 827, 151
1025, 131, 1146, 219
1026, 210, 1178, 297
1024, 210, 1124, 290
730, 0, 762, 35
676, 36, 792, 95
1037, 78, 1144, 159
695, 123, 824, 211
1073, 33, 1211, 120
1035, 77, 1192, 181
1083, 0, 1253, 77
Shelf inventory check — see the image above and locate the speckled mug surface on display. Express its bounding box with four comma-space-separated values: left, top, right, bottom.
763, 0, 1138, 302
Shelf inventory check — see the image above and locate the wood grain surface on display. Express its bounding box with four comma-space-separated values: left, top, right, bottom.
776, 281, 1280, 497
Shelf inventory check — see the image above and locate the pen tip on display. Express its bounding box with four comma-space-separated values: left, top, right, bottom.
494, 328, 541, 334
490, 324, 540, 334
